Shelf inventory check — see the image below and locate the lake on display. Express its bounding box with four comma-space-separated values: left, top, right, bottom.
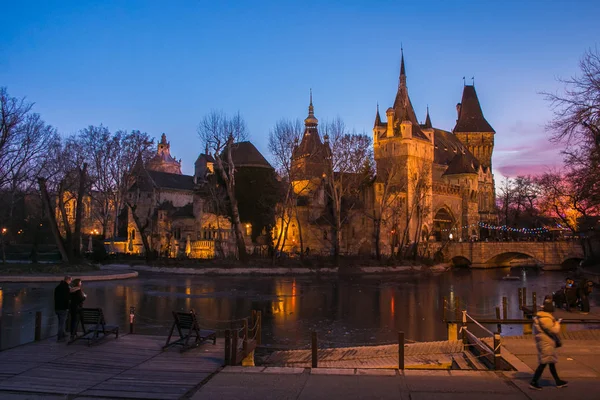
0, 267, 595, 350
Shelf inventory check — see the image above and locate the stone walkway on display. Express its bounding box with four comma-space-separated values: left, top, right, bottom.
192, 367, 595, 400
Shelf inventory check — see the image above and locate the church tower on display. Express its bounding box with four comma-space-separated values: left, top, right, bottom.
453, 85, 495, 170
291, 90, 328, 182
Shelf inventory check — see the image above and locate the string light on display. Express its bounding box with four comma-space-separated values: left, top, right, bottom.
439, 222, 571, 234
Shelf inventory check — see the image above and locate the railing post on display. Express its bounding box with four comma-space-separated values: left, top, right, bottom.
398, 331, 405, 370
532, 292, 537, 314
502, 297, 508, 320
251, 310, 257, 339
454, 296, 461, 323
495, 306, 501, 333
442, 296, 448, 322
256, 311, 262, 346
522, 287, 527, 309
224, 329, 231, 366
493, 332, 501, 370
461, 310, 467, 347
35, 311, 42, 341
311, 331, 318, 368
243, 318, 248, 355
231, 329, 239, 365
129, 306, 136, 334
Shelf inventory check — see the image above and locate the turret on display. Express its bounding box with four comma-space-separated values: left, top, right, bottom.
453, 85, 495, 169
422, 106, 434, 143
386, 108, 395, 138
401, 120, 412, 139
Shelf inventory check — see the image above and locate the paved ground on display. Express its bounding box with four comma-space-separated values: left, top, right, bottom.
190, 367, 596, 400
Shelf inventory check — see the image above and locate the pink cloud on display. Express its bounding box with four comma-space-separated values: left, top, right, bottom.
496, 163, 561, 177
493, 125, 565, 178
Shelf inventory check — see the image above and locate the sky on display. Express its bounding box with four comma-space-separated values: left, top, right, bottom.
1, 0, 599, 184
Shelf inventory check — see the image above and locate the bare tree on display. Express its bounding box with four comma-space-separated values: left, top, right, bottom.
268, 118, 304, 259
38, 135, 88, 263
367, 158, 405, 260
398, 161, 431, 259
543, 47, 600, 149
323, 118, 372, 264
198, 111, 249, 262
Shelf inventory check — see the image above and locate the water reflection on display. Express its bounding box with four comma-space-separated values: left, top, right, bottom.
0, 268, 596, 350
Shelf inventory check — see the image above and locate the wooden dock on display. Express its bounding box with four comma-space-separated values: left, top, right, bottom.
0, 334, 224, 399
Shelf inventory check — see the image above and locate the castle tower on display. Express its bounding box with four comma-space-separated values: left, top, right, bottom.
373, 50, 434, 251
291, 90, 327, 181
453, 85, 495, 170
146, 133, 183, 174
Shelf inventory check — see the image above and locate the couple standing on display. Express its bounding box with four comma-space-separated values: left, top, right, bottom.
53, 276, 87, 341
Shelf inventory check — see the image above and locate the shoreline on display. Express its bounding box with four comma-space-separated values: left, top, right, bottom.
103, 263, 426, 276
0, 270, 138, 283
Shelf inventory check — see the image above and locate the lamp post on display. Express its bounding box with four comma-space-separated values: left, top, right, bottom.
1, 227, 7, 264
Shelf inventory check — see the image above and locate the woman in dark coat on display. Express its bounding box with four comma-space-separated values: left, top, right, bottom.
69, 279, 87, 339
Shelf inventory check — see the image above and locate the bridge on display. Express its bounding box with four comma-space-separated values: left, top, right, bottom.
429, 241, 584, 269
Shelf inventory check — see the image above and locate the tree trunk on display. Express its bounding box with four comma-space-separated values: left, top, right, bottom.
374, 218, 381, 261
127, 202, 153, 262
333, 198, 341, 266
72, 163, 87, 260
228, 189, 248, 262
295, 206, 304, 260
38, 178, 70, 263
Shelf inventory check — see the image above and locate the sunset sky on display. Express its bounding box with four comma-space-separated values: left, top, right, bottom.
1, 0, 598, 185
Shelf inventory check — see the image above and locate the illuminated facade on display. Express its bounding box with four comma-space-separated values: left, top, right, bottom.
279, 53, 496, 256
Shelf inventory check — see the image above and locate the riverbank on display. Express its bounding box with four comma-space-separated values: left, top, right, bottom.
103, 263, 426, 276
0, 269, 138, 282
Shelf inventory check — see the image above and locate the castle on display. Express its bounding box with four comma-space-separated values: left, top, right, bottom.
280, 52, 496, 256
108, 53, 497, 259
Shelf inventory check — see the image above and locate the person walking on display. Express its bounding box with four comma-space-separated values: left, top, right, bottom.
530, 295, 568, 390
53, 276, 71, 342
69, 279, 87, 339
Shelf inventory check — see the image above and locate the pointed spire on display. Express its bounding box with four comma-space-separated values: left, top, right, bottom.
453, 85, 495, 134
304, 88, 318, 126
424, 106, 432, 129
374, 103, 382, 128
400, 47, 406, 76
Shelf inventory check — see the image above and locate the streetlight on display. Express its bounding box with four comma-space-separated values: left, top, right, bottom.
1, 227, 7, 264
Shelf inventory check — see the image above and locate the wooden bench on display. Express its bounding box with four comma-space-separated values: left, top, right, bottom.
163, 310, 216, 352
68, 308, 119, 346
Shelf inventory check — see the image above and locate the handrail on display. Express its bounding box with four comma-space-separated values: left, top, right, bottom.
461, 310, 502, 370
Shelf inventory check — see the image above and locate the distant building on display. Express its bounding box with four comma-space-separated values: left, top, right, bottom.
121, 134, 273, 258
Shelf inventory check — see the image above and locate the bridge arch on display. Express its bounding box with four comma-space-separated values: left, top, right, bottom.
484, 252, 542, 268
450, 255, 471, 268
560, 256, 585, 269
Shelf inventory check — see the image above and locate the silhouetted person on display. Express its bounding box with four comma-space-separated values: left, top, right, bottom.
578, 279, 593, 314
69, 279, 87, 339
564, 278, 577, 311
530, 296, 567, 390
53, 276, 71, 342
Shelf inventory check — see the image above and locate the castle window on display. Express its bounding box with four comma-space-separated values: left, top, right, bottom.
131, 229, 136, 240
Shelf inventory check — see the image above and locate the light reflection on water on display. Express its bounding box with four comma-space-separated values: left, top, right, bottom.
0, 268, 595, 350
